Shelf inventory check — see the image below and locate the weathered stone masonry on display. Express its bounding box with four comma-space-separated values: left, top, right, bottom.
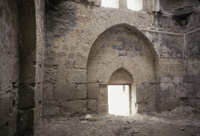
43, 0, 200, 117
0, 0, 19, 135
0, 0, 200, 135
0, 0, 44, 135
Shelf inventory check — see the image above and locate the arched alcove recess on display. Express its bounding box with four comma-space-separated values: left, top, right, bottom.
108, 68, 133, 85
86, 24, 159, 114
74, 11, 156, 69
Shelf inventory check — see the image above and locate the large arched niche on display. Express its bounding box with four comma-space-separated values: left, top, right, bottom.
74, 12, 154, 69
86, 24, 159, 114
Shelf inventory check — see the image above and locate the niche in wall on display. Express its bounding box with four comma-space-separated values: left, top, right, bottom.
86, 24, 157, 114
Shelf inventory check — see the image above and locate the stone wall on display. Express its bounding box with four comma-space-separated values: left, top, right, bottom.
35, 0, 45, 134
43, 0, 200, 117
17, 0, 45, 135
17, 0, 37, 135
0, 0, 19, 135
0, 0, 199, 134
160, 0, 200, 14
185, 10, 200, 109
87, 25, 157, 113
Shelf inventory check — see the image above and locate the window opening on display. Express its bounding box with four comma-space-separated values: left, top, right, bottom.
127, 0, 143, 11
101, 0, 119, 9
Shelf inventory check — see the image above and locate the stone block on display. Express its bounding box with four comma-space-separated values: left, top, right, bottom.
61, 100, 86, 114
98, 104, 108, 113
172, 77, 183, 84
44, 58, 53, 66
99, 85, 107, 104
158, 58, 186, 77
187, 59, 200, 75
183, 75, 195, 83
136, 84, 157, 111
118, 50, 127, 56
18, 84, 35, 109
68, 69, 86, 84
77, 84, 87, 99
136, 85, 145, 103
195, 84, 200, 99
0, 125, 8, 136
136, 103, 145, 113
160, 98, 178, 110
43, 83, 53, 100
65, 59, 74, 68
175, 85, 187, 98
35, 84, 43, 105
43, 101, 60, 116
195, 76, 200, 83
160, 89, 171, 98
160, 83, 174, 92
74, 52, 88, 69
0, 93, 10, 127
160, 83, 188, 109
87, 68, 98, 83
54, 83, 77, 101
19, 64, 36, 84
87, 99, 97, 112
8, 111, 17, 136
179, 97, 188, 107
160, 76, 172, 83
12, 58, 20, 83
44, 66, 57, 83
145, 85, 156, 111
94, 0, 101, 6
196, 99, 200, 109
186, 30, 200, 59
186, 83, 200, 99
87, 83, 99, 99
17, 109, 34, 134
188, 98, 196, 107
56, 63, 69, 83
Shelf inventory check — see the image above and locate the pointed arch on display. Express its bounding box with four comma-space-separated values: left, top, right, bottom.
109, 68, 133, 85
74, 11, 157, 69
86, 24, 158, 113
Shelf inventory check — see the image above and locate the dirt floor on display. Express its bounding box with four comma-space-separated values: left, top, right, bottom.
38, 107, 200, 136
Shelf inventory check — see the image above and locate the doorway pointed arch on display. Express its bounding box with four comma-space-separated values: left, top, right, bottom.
86, 24, 158, 114
107, 68, 137, 116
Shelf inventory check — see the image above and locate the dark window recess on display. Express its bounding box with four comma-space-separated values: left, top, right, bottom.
172, 5, 195, 26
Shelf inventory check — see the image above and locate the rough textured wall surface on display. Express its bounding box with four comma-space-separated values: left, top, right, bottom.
18, 0, 37, 135
0, 0, 19, 135
185, 10, 200, 109
44, 0, 200, 117
160, 0, 200, 14
17, 0, 45, 135
35, 0, 45, 135
87, 26, 157, 113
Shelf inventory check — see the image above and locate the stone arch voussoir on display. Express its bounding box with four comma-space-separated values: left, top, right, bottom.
74, 11, 158, 69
